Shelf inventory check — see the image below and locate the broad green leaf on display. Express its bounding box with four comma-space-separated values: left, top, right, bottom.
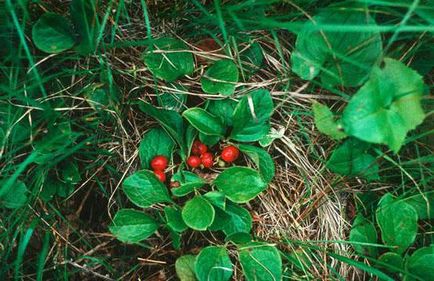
70, 0, 99, 54
60, 160, 81, 185
291, 5, 382, 87
176, 255, 197, 281
342, 58, 425, 153
157, 87, 187, 112
377, 252, 403, 273
204, 191, 226, 210
240, 42, 264, 78
201, 59, 239, 96
198, 132, 220, 146
376, 193, 418, 254
169, 227, 182, 250
405, 191, 434, 220
220, 202, 252, 236
195, 246, 233, 281
143, 37, 194, 82
349, 215, 378, 257
32, 13, 76, 54
171, 171, 205, 197
207, 98, 237, 127
122, 170, 172, 208
164, 206, 188, 233
214, 167, 267, 203
0, 180, 27, 209
327, 138, 379, 181
183, 108, 225, 136
139, 128, 174, 168
239, 242, 282, 281
139, 102, 186, 156
40, 177, 58, 202
312, 102, 347, 140
405, 245, 434, 281
238, 144, 275, 183
230, 89, 273, 142
182, 196, 215, 231
109, 209, 158, 243
224, 232, 252, 245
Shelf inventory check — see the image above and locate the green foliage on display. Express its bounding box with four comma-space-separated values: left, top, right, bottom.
312, 102, 347, 140
164, 206, 188, 233
183, 108, 225, 136
216, 201, 252, 236
176, 255, 197, 281
0, 180, 28, 209
70, 0, 99, 54
377, 252, 403, 273
32, 13, 76, 53
139, 128, 174, 168
182, 196, 215, 231
405, 192, 434, 220
239, 42, 264, 78
405, 245, 434, 281
291, 4, 382, 87
238, 144, 275, 183
143, 37, 194, 82
171, 170, 206, 197
195, 246, 233, 281
108, 209, 158, 243
201, 60, 239, 95
122, 170, 172, 208
207, 99, 237, 127
238, 242, 282, 281
349, 215, 378, 257
214, 167, 267, 203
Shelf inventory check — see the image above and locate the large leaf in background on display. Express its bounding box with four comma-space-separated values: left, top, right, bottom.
182, 196, 215, 231
377, 252, 403, 273
176, 255, 196, 281
312, 102, 347, 140
238, 144, 275, 183
195, 246, 233, 281
139, 102, 186, 156
291, 4, 382, 87
109, 209, 158, 243
70, 0, 99, 54
239, 242, 282, 281
342, 58, 425, 153
230, 89, 273, 142
327, 138, 379, 181
32, 13, 76, 54
349, 214, 378, 257
139, 128, 174, 168
376, 193, 418, 254
183, 108, 225, 136
214, 167, 267, 203
405, 191, 434, 220
405, 245, 434, 280
143, 37, 194, 82
207, 98, 237, 127
0, 180, 27, 209
201, 59, 239, 96
122, 170, 172, 208
171, 170, 206, 197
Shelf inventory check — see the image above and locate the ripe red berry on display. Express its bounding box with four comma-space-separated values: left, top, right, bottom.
154, 170, 166, 182
221, 145, 240, 163
201, 152, 214, 168
187, 155, 201, 168
151, 155, 168, 171
197, 143, 208, 155
191, 140, 202, 155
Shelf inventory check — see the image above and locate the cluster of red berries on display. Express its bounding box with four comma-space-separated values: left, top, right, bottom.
150, 155, 168, 182
186, 140, 240, 169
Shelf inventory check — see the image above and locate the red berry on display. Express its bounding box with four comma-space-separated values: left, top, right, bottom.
192, 140, 202, 155
154, 170, 166, 182
221, 145, 240, 163
201, 152, 214, 168
151, 155, 168, 171
187, 156, 201, 168
197, 143, 208, 155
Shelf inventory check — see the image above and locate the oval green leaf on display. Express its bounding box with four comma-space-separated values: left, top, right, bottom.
238, 144, 275, 183
176, 255, 197, 281
405, 245, 434, 280
312, 102, 347, 140
183, 108, 225, 136
239, 242, 282, 281
139, 128, 174, 168
201, 59, 239, 96
164, 206, 188, 233
109, 209, 158, 243
182, 196, 215, 231
195, 246, 233, 281
349, 214, 378, 257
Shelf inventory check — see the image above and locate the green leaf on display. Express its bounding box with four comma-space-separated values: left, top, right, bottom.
122, 170, 172, 208
201, 59, 239, 96
349, 214, 378, 257
183, 108, 225, 136
230, 89, 273, 142
139, 102, 186, 156
239, 242, 282, 281
0, 180, 28, 209
157, 86, 187, 112
182, 196, 215, 231
327, 138, 379, 181
377, 252, 403, 273
240, 42, 264, 78
405, 245, 434, 281
70, 0, 99, 54
405, 191, 434, 220
60, 160, 81, 185
204, 191, 226, 210
291, 5, 382, 87
258, 126, 285, 147
143, 37, 194, 82
342, 58, 425, 153
214, 167, 267, 203
109, 209, 158, 243
171, 171, 205, 197
224, 232, 252, 245
220, 202, 252, 236
139, 128, 174, 168
376, 193, 418, 254
169, 227, 182, 250
238, 144, 275, 183
198, 132, 220, 146
164, 206, 188, 233
195, 246, 233, 281
32, 13, 76, 54
176, 255, 197, 281
312, 102, 347, 140
207, 98, 237, 127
